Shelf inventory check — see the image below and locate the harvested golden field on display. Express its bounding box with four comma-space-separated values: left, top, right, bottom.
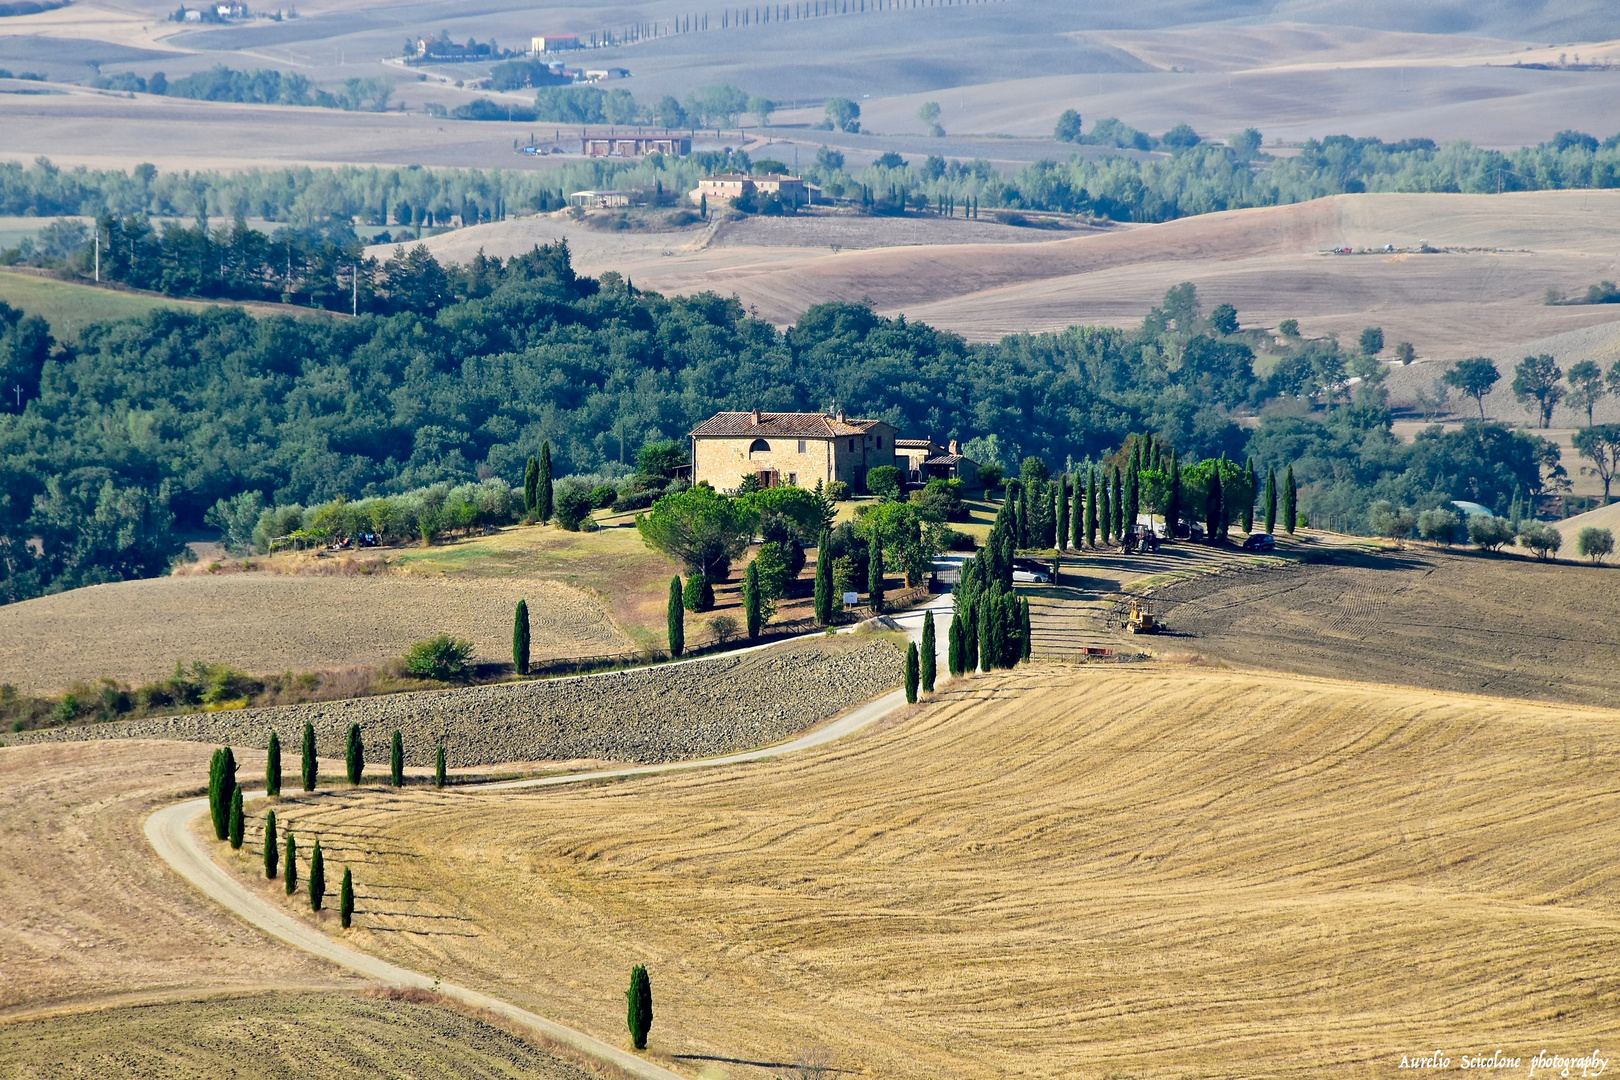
251, 666, 1620, 1079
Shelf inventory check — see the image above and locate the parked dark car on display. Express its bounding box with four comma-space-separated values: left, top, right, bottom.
1174, 521, 1207, 541
1242, 533, 1276, 552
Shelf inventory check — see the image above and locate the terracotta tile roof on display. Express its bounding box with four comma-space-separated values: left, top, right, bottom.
690, 411, 888, 438
925, 454, 973, 465
895, 439, 938, 449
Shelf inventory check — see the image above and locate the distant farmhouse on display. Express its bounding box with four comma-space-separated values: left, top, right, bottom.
582, 134, 691, 158
567, 189, 645, 209
531, 34, 581, 52
692, 174, 816, 208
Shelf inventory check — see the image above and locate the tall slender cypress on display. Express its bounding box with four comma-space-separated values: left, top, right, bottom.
340, 867, 354, 929
867, 536, 885, 614
813, 529, 833, 624
1206, 469, 1224, 542
264, 810, 278, 879
1070, 474, 1083, 549
1099, 479, 1112, 544
1111, 467, 1124, 540
209, 747, 237, 841
627, 965, 654, 1051
920, 610, 937, 692
743, 561, 763, 637
947, 613, 963, 676
536, 441, 554, 522
667, 576, 685, 657
962, 595, 979, 672
1015, 484, 1028, 549
309, 839, 325, 912
228, 787, 244, 849
523, 455, 539, 516
1124, 466, 1140, 537
1056, 477, 1069, 551
390, 729, 404, 787
513, 599, 531, 675
301, 722, 317, 791
345, 723, 364, 785
1019, 597, 1032, 662
904, 641, 919, 703
1264, 466, 1278, 534
266, 731, 281, 797
284, 832, 298, 895
1085, 469, 1098, 547
435, 745, 447, 788
1166, 452, 1182, 535
976, 597, 992, 673
1283, 465, 1298, 534
1242, 457, 1257, 533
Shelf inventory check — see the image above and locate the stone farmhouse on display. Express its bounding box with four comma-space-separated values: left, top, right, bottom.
690, 410, 897, 492
895, 438, 981, 487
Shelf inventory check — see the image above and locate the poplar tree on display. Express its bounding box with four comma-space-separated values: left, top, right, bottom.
536, 441, 554, 522
284, 832, 298, 895
301, 722, 317, 791
813, 529, 833, 624
867, 536, 885, 613
523, 455, 540, 516
905, 641, 920, 703
345, 723, 364, 785
228, 787, 245, 849
264, 810, 278, 879
920, 610, 937, 692
266, 731, 281, 797
1085, 469, 1098, 546
1284, 465, 1298, 534
513, 599, 531, 675
309, 839, 325, 912
744, 561, 763, 637
667, 576, 685, 657
627, 965, 654, 1050
1242, 457, 1257, 532
390, 729, 404, 787
340, 867, 354, 929
435, 745, 447, 788
1265, 466, 1278, 534
947, 613, 963, 676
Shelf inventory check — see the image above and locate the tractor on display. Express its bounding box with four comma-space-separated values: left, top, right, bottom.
1124, 598, 1160, 634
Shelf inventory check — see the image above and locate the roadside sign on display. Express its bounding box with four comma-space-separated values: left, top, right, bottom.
843, 591, 859, 605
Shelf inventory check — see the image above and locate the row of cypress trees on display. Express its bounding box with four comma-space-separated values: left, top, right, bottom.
903, 609, 940, 703
522, 442, 554, 522
947, 501, 1033, 675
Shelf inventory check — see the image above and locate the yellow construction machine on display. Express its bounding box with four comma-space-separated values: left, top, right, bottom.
1124, 598, 1160, 634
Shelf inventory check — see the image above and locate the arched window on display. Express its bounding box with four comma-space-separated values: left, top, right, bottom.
748, 438, 770, 454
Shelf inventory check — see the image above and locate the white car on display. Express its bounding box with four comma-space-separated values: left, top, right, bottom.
1012, 558, 1052, 583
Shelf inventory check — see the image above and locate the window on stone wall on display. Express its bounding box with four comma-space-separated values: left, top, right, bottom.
749, 438, 770, 453
798, 439, 807, 453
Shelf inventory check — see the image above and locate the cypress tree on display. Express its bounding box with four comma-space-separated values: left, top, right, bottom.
1166, 452, 1182, 535
813, 529, 833, 624
976, 597, 992, 673
435, 744, 447, 788
1099, 480, 1112, 544
920, 610, 937, 692
536, 441, 554, 522
867, 536, 885, 614
1264, 466, 1278, 534
1070, 473, 1083, 549
743, 561, 762, 638
309, 839, 325, 912
345, 723, 364, 785
1085, 469, 1098, 546
626, 965, 654, 1050
523, 455, 539, 516
301, 722, 317, 791
285, 832, 298, 895
904, 641, 919, 703
1020, 597, 1032, 662
390, 729, 404, 787
1015, 484, 1028, 549
1111, 467, 1124, 540
340, 867, 354, 929
1124, 466, 1140, 537
513, 599, 531, 675
264, 810, 278, 879
947, 613, 963, 676
1055, 477, 1069, 551
962, 596, 979, 672
1283, 465, 1298, 534
208, 748, 224, 840
667, 575, 685, 657
1206, 468, 1223, 542
1242, 457, 1257, 533
266, 731, 281, 797
228, 786, 245, 849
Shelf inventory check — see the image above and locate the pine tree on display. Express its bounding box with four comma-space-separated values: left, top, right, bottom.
1020, 597, 1032, 662
340, 867, 354, 929
743, 561, 763, 638
626, 965, 654, 1051
285, 832, 298, 895
536, 441, 554, 522
435, 745, 447, 788
513, 599, 531, 675
1111, 467, 1124, 540
1206, 468, 1223, 542
1085, 469, 1098, 547
867, 536, 885, 613
390, 729, 404, 787
1264, 466, 1278, 534
264, 810, 278, 879
301, 722, 317, 791
266, 731, 281, 797
947, 613, 963, 676
905, 641, 920, 703
523, 455, 539, 516
345, 723, 364, 785
667, 576, 685, 657
1242, 457, 1257, 533
228, 786, 245, 849
309, 839, 325, 912
1283, 465, 1298, 535
814, 530, 833, 624
1166, 452, 1182, 535
1056, 477, 1069, 551
920, 610, 937, 692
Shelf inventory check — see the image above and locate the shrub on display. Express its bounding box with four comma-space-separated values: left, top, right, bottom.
825, 480, 851, 501
866, 465, 902, 500
345, 722, 364, 784
977, 464, 1004, 491
553, 483, 594, 530
1417, 507, 1461, 545
588, 484, 618, 509
390, 729, 404, 786
403, 635, 475, 681
709, 614, 739, 645
1367, 500, 1415, 544
1577, 525, 1615, 564
1468, 514, 1515, 551
301, 721, 317, 790
309, 839, 325, 911
285, 832, 298, 894
1517, 521, 1563, 560
626, 965, 653, 1050
751, 542, 795, 601
682, 574, 714, 612
265, 731, 281, 796
340, 867, 354, 929
264, 810, 278, 879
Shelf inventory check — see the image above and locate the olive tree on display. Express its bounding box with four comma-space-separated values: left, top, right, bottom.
1577, 526, 1615, 564
1516, 521, 1562, 560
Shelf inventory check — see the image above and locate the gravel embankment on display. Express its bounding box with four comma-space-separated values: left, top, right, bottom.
10, 635, 903, 768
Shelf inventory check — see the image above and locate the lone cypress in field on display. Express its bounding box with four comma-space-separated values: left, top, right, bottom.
947, 613, 963, 677
345, 723, 364, 785
264, 810, 278, 879
627, 965, 654, 1050
523, 454, 540, 516
435, 744, 447, 788
266, 731, 281, 797
1283, 464, 1298, 534
390, 729, 404, 787
813, 530, 833, 625
309, 839, 325, 912
536, 441, 554, 522
1085, 469, 1098, 547
920, 610, 937, 692
284, 832, 297, 895
228, 786, 245, 849
743, 561, 762, 639
301, 722, 317, 791
868, 535, 885, 613
340, 867, 354, 929
667, 575, 685, 657
513, 598, 531, 675
905, 641, 920, 703
1264, 466, 1278, 534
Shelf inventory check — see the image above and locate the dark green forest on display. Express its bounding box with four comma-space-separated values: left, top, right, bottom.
0, 240, 1557, 603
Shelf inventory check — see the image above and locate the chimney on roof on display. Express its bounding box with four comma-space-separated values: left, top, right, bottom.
836, 410, 845, 423
750, 407, 761, 425
949, 439, 959, 455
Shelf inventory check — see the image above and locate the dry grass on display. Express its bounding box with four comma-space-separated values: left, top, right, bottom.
249, 665, 1620, 1079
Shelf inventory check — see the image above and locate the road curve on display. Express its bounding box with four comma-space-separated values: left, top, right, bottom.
146, 591, 956, 1078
